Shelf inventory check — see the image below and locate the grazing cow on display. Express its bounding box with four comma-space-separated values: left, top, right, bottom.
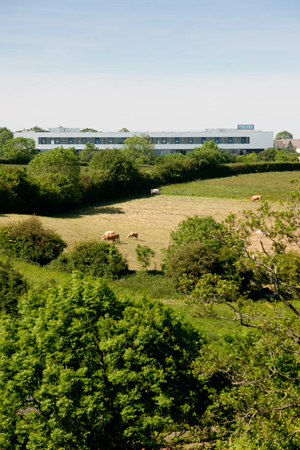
102, 231, 115, 241
127, 232, 138, 239
102, 232, 120, 243
151, 188, 161, 195
251, 195, 262, 202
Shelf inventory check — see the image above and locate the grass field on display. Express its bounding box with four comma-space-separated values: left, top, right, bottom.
0, 171, 297, 271
162, 170, 300, 201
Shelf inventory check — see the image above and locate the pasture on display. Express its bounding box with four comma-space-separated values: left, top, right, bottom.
0, 171, 296, 271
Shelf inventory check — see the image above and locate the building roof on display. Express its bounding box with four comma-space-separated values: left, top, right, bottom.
274, 139, 300, 149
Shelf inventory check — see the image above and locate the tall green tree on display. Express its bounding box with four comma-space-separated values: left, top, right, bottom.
123, 133, 155, 163
27, 147, 82, 211
79, 142, 98, 162
3, 137, 39, 163
0, 272, 206, 450
275, 130, 293, 140
190, 181, 300, 448
0, 128, 13, 154
189, 141, 228, 165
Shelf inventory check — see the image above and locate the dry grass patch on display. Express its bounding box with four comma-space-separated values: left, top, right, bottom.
0, 196, 276, 270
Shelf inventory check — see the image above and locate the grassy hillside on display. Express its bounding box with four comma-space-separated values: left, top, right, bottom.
162, 170, 300, 201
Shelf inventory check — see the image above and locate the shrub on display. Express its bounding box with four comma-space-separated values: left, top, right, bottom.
50, 240, 128, 278
0, 217, 67, 265
0, 260, 27, 315
163, 216, 245, 291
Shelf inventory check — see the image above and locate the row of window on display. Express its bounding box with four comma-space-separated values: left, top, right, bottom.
39, 136, 250, 145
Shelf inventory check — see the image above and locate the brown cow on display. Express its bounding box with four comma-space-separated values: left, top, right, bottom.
102, 231, 115, 241
102, 232, 120, 243
127, 232, 138, 239
251, 195, 262, 202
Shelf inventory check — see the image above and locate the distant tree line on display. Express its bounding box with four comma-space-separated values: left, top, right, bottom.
0, 129, 299, 215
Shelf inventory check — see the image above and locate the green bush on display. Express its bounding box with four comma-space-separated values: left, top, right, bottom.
163, 216, 246, 291
0, 260, 27, 315
50, 240, 128, 278
0, 217, 67, 266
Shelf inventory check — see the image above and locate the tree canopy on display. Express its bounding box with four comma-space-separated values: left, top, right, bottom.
0, 272, 206, 449
190, 181, 300, 448
3, 137, 39, 163
275, 130, 293, 140
123, 133, 155, 163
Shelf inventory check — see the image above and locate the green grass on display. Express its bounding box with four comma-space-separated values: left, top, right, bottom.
162, 171, 300, 201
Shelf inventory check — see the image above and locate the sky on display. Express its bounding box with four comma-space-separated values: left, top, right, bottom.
1, 0, 300, 137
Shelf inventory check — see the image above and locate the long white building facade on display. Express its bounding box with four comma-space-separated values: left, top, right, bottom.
14, 125, 273, 156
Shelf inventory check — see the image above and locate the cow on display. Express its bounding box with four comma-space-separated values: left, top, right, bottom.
102, 231, 115, 241
127, 232, 138, 239
151, 188, 161, 195
251, 195, 262, 202
102, 232, 120, 243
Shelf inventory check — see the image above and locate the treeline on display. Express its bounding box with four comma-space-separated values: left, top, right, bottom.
0, 141, 299, 215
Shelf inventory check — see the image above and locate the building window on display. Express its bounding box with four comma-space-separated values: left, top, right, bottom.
95, 138, 100, 144
241, 137, 246, 144
188, 138, 193, 144
175, 137, 180, 144
41, 138, 46, 144
228, 137, 233, 144
109, 138, 113, 144
162, 138, 167, 144
55, 138, 60, 144
68, 138, 73, 144
78, 138, 82, 144
215, 137, 220, 144
201, 138, 206, 144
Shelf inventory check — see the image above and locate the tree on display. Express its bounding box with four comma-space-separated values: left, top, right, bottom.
0, 272, 206, 449
135, 244, 155, 270
80, 128, 98, 132
0, 216, 67, 265
189, 181, 300, 448
119, 128, 129, 132
3, 137, 39, 163
256, 147, 277, 161
90, 148, 140, 182
53, 240, 128, 278
189, 141, 228, 165
0, 260, 27, 315
27, 147, 82, 211
123, 133, 155, 163
0, 128, 13, 154
163, 216, 244, 291
275, 130, 293, 140
79, 142, 98, 162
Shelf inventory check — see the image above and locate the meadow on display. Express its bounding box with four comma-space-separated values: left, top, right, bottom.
0, 171, 296, 273
0, 170, 299, 342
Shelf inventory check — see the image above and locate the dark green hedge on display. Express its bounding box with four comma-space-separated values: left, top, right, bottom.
0, 161, 299, 215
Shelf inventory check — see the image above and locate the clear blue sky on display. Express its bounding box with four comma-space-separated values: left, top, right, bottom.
1, 0, 300, 136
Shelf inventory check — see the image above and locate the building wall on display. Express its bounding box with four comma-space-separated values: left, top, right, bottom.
14, 127, 274, 156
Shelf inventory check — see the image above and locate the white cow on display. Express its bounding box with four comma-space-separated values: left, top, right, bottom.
150, 188, 161, 195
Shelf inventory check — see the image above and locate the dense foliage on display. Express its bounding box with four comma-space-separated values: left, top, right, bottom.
50, 240, 128, 278
188, 182, 300, 449
0, 216, 67, 265
3, 137, 39, 163
0, 260, 27, 315
163, 216, 245, 291
27, 147, 82, 212
0, 272, 206, 450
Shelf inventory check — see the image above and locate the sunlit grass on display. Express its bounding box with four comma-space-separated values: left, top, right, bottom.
162, 171, 300, 201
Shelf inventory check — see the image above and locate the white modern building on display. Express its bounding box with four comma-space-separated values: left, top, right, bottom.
14, 125, 273, 156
